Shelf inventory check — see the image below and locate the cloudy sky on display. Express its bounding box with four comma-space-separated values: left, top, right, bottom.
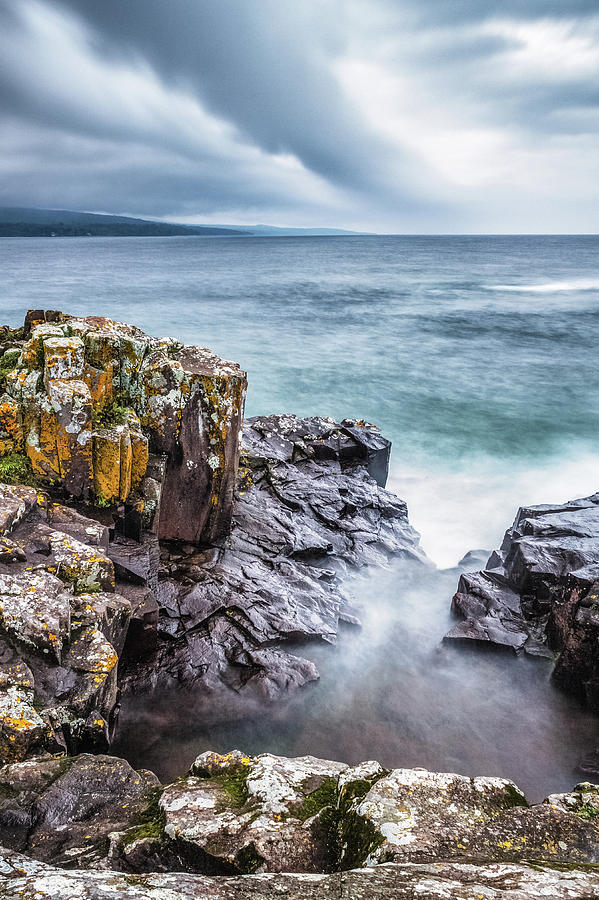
0, 0, 598, 232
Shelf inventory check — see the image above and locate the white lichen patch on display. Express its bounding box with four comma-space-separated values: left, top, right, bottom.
49, 531, 114, 594
338, 760, 385, 793
0, 569, 71, 657
244, 753, 347, 816
379, 817, 417, 846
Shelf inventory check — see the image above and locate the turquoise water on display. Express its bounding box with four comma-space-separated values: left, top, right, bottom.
2, 234, 598, 564
2, 234, 599, 797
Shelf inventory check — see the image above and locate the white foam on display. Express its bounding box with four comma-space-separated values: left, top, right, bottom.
485, 278, 599, 293
389, 451, 599, 568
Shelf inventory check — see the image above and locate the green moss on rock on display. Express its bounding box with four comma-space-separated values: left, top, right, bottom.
576, 802, 599, 820
121, 788, 166, 847
0, 349, 21, 391
212, 768, 250, 808
502, 783, 529, 809
294, 777, 338, 822
0, 452, 37, 486
235, 842, 265, 874
92, 400, 130, 429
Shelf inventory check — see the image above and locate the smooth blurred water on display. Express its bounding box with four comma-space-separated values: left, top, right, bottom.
2, 234, 598, 564
2, 234, 599, 797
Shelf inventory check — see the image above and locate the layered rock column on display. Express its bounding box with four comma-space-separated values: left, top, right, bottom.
0, 311, 247, 545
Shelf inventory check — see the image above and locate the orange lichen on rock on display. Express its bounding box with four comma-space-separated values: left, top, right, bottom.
85, 361, 114, 411
26, 400, 61, 480
0, 396, 24, 454
0, 310, 247, 544
93, 427, 131, 503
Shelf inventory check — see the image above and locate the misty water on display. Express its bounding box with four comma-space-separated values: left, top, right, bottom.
2, 233, 599, 800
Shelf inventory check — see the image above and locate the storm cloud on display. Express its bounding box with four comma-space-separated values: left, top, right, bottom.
0, 0, 597, 231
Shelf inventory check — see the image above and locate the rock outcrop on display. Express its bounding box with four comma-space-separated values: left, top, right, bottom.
0, 309, 246, 544
446, 494, 599, 703
0, 311, 427, 763
0, 483, 138, 760
122, 414, 426, 703
1, 852, 598, 900
0, 749, 598, 888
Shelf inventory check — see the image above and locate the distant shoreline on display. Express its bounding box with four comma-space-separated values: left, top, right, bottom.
0, 223, 242, 238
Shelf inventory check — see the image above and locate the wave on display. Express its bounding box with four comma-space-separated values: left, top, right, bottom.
388, 450, 599, 568
485, 278, 599, 293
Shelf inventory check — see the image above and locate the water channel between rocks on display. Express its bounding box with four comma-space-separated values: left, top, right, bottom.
113, 559, 599, 802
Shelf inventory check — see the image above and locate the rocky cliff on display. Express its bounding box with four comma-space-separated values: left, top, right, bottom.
445, 493, 599, 717
0, 310, 425, 764
2, 310, 599, 898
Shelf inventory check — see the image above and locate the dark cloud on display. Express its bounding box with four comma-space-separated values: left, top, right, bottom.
0, 0, 597, 230
51, 0, 400, 192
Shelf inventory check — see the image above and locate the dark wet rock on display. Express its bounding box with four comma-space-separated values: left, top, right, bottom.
457, 548, 491, 570
446, 495, 599, 695
0, 754, 158, 868
107, 535, 159, 591
1, 315, 425, 760
1, 312, 426, 745
47, 504, 109, 549
121, 414, 426, 703
447, 570, 529, 652
0, 410, 424, 762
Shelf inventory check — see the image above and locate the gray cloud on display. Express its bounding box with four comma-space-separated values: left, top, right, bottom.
0, 0, 598, 231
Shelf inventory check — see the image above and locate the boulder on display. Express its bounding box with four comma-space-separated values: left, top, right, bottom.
48, 531, 115, 594
147, 750, 348, 874
351, 766, 599, 867
445, 495, 599, 700
0, 660, 46, 763
0, 570, 71, 662
0, 753, 158, 868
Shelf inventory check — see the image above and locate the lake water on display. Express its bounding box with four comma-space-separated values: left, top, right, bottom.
2, 234, 599, 798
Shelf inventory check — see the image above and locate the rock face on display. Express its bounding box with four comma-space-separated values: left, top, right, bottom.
0, 309, 247, 544
1, 854, 598, 900
0, 754, 158, 869
122, 414, 426, 703
446, 494, 599, 704
0, 312, 427, 762
0, 749, 598, 884
0, 484, 136, 760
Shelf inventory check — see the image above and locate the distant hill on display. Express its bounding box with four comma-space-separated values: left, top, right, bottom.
0, 207, 368, 238
209, 223, 366, 236
0, 208, 243, 237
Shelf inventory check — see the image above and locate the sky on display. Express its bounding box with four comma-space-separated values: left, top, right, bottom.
0, 0, 598, 232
